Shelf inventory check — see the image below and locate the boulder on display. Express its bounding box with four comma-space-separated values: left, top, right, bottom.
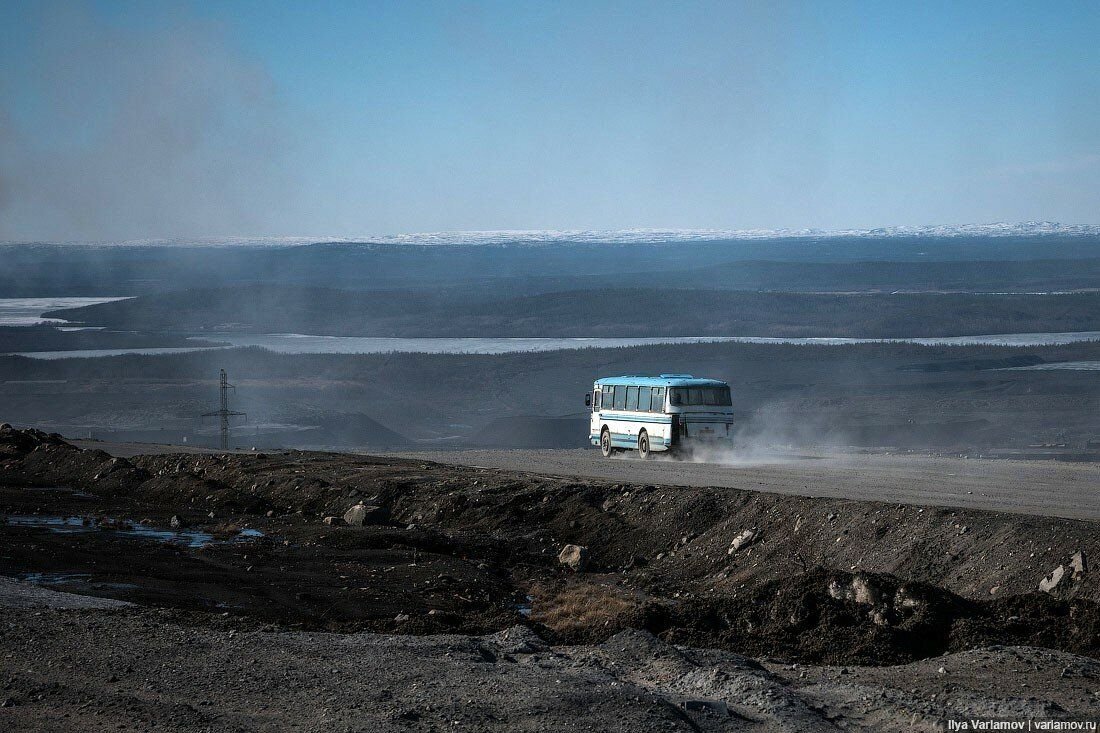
169, 515, 184, 529
1070, 550, 1088, 579
1039, 564, 1066, 593
558, 544, 589, 572
850, 575, 879, 605
322, 516, 342, 526
727, 529, 758, 554
343, 503, 386, 526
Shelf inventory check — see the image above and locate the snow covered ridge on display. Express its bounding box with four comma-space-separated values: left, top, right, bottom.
5, 222, 1100, 247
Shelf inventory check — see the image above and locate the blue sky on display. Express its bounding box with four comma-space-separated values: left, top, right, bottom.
1, 0, 1098, 239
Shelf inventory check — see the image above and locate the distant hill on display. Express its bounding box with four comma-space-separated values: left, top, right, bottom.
47, 285, 1100, 339
4, 232, 1100, 296
472, 416, 589, 448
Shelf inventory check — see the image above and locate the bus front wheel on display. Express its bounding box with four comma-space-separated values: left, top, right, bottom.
600, 428, 614, 458
637, 430, 651, 459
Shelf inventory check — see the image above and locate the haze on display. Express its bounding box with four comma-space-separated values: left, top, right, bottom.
1, 0, 1098, 241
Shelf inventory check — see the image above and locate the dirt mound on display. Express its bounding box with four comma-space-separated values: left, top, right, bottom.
0, 424, 149, 493
535, 569, 1100, 665
662, 569, 1100, 665
3, 428, 1099, 666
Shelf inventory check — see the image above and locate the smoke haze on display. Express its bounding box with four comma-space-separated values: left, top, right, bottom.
0, 3, 295, 241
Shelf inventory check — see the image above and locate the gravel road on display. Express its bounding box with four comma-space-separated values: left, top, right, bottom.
74, 439, 1100, 521
388, 448, 1100, 521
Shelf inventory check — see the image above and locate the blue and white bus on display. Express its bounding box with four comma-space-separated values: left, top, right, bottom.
585, 374, 735, 458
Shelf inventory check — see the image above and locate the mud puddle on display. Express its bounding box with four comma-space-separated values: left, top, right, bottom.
20, 486, 97, 498
2, 514, 264, 548
16, 571, 139, 592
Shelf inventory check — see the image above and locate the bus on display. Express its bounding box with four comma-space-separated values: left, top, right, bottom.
585, 374, 735, 458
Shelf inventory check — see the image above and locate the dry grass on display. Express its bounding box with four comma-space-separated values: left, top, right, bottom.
529, 582, 639, 636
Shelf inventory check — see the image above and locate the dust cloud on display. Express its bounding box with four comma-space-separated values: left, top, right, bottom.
612, 401, 855, 467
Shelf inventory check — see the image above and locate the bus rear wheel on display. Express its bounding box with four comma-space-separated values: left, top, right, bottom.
600, 428, 614, 458
637, 430, 651, 459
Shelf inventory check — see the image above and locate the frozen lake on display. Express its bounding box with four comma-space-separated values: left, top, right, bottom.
201, 331, 1100, 352
10, 330, 1100, 359
1002, 360, 1100, 371
0, 297, 130, 326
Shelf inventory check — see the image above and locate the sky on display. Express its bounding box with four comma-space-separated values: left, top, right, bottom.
0, 0, 1098, 240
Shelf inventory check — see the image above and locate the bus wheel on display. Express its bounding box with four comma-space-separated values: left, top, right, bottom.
600, 428, 613, 458
637, 430, 651, 459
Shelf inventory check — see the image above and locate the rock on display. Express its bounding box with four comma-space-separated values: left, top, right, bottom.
169, 515, 184, 529
850, 575, 878, 605
394, 613, 410, 622
937, 666, 947, 675
322, 516, 342, 526
1070, 550, 1088, 579
265, 510, 275, 518
828, 575, 880, 605
1039, 564, 1066, 593
558, 544, 589, 572
682, 700, 729, 717
489, 625, 550, 655
727, 529, 758, 554
343, 503, 386, 527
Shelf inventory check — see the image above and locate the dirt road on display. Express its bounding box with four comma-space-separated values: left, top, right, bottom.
388, 448, 1100, 521
75, 440, 1100, 521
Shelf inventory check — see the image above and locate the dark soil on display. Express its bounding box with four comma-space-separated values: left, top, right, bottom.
2, 425, 1098, 665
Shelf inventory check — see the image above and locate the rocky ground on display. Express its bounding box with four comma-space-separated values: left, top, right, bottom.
1, 425, 1098, 730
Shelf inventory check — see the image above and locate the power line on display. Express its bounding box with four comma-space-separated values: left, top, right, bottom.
201, 369, 246, 450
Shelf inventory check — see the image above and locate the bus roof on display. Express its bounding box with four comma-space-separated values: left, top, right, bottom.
595, 374, 728, 388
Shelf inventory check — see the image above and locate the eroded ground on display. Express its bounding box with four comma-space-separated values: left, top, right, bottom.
2, 426, 1098, 730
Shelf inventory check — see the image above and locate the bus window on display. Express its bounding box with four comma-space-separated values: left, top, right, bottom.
669, 388, 682, 406
593, 391, 601, 410
603, 386, 614, 409
688, 388, 703, 405
638, 387, 652, 412
703, 387, 732, 406
652, 387, 664, 411
614, 387, 627, 410
626, 386, 639, 411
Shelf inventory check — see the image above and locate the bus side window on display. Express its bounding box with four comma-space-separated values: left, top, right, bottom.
603, 386, 614, 410
638, 386, 652, 412
626, 386, 639, 411
614, 387, 627, 410
652, 387, 664, 411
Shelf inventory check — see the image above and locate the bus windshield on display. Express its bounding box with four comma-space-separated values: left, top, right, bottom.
669, 386, 731, 407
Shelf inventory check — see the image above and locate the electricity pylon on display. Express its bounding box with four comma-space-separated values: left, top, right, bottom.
201, 369, 246, 450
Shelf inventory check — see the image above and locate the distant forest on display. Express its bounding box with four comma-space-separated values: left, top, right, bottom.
48, 285, 1100, 339
4, 236, 1100, 297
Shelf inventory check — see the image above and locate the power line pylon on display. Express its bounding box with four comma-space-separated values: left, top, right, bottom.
202, 369, 246, 450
